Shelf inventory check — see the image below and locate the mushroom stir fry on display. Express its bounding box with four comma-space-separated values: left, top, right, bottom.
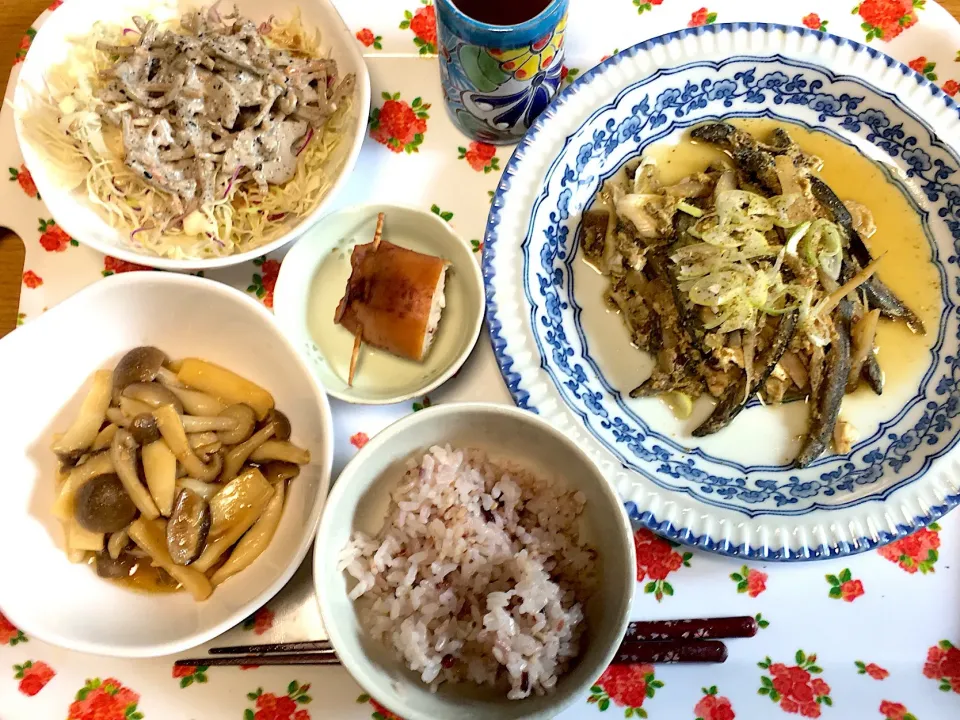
581, 123, 924, 467
51, 347, 310, 600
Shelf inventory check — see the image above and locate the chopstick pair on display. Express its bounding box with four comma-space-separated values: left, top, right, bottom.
175, 615, 757, 668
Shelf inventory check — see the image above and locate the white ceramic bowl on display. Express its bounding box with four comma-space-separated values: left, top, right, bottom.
273, 204, 485, 405
12, 0, 370, 271
314, 403, 635, 720
0, 273, 333, 657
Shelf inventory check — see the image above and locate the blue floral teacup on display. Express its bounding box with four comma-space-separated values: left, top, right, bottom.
435, 0, 569, 144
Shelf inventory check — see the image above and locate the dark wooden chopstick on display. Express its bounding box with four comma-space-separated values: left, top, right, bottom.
207, 616, 755, 657
209, 639, 333, 655
178, 653, 342, 667
181, 616, 752, 668
179, 639, 729, 668
624, 615, 757, 641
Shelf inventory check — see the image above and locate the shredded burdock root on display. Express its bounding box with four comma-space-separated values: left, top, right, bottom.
581, 122, 924, 467
20, 3, 355, 259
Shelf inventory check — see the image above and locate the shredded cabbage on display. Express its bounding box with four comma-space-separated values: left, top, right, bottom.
19, 9, 352, 260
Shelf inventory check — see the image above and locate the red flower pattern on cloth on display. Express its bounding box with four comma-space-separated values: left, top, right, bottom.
856, 660, 890, 680
38, 218, 76, 252
48, 0, 64, 9
634, 0, 664, 14
350, 432, 370, 449
0, 611, 27, 645
14, 660, 55, 696
924, 639, 960, 693
855, 0, 921, 42
243, 607, 275, 635
878, 523, 940, 573
103, 256, 150, 276
695, 686, 735, 720
22, 270, 43, 288
399, 1, 436, 55
68, 677, 142, 720
560, 65, 579, 84
879, 700, 917, 720
248, 257, 281, 308
356, 29, 382, 50
171, 663, 208, 688
943, 80, 960, 96
802, 13, 828, 30
9, 164, 39, 198
633, 528, 692, 601
589, 663, 662, 715
14, 28, 36, 64
688, 8, 718, 27
370, 93, 430, 153
245, 681, 312, 720
826, 569, 864, 601
908, 56, 938, 80
357, 694, 405, 720
458, 142, 500, 173
759, 651, 832, 717
730, 565, 767, 597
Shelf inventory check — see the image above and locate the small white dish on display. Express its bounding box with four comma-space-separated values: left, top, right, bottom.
313, 403, 635, 720
12, 0, 370, 271
273, 204, 484, 405
0, 273, 333, 657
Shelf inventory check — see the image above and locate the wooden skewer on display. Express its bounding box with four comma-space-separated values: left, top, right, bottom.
347, 212, 386, 387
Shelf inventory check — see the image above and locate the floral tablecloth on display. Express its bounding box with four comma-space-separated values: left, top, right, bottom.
3, 1, 960, 719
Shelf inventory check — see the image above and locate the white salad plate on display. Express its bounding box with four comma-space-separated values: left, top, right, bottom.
484, 23, 960, 560
0, 273, 333, 656
12, 0, 371, 271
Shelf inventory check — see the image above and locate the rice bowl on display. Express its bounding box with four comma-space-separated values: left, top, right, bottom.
314, 403, 634, 720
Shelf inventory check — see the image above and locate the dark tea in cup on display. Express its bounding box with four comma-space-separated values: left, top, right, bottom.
436, 0, 569, 144
450, 0, 553, 26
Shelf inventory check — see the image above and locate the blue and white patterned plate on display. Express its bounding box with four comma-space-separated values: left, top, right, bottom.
483, 23, 960, 560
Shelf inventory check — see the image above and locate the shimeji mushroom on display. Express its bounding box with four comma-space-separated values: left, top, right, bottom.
166, 487, 211, 566
153, 404, 224, 481
112, 347, 167, 399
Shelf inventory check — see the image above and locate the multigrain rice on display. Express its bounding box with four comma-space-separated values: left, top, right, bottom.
339, 445, 598, 699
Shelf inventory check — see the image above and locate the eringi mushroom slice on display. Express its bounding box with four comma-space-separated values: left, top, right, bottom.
110, 428, 161, 519
142, 439, 177, 516
153, 404, 224, 481
91, 423, 119, 452
112, 347, 167, 399
51, 370, 112, 457
211, 479, 285, 586
176, 358, 275, 420
166, 488, 211, 566
207, 468, 274, 540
